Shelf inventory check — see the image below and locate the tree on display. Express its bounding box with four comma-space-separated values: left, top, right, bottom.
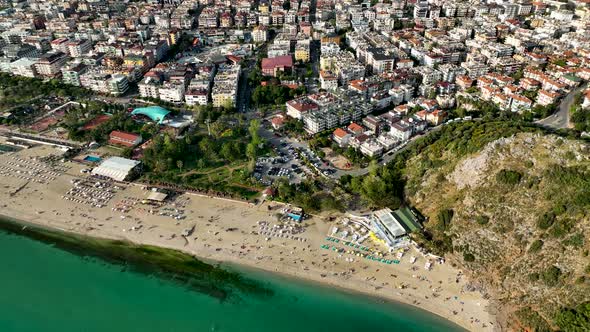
247, 119, 262, 160
121, 148, 133, 158
555, 302, 590, 332
361, 175, 388, 207
221, 142, 235, 161
251, 84, 299, 106
512, 68, 524, 81
210, 121, 226, 138
516, 307, 552, 332
368, 159, 379, 177
463, 252, 475, 262
199, 137, 217, 159
248, 68, 263, 86
541, 266, 562, 287
537, 212, 556, 230
196, 159, 206, 169
305, 64, 314, 77
532, 104, 557, 118
528, 239, 544, 253
476, 215, 489, 225
246, 142, 257, 160
222, 99, 235, 113
249, 119, 261, 144
571, 108, 590, 132
437, 209, 454, 232
496, 169, 523, 185
176, 160, 183, 171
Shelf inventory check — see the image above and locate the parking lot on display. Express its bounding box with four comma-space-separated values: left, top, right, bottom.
296, 145, 336, 177
253, 140, 315, 185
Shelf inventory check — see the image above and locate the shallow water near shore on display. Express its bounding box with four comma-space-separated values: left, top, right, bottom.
0, 221, 463, 332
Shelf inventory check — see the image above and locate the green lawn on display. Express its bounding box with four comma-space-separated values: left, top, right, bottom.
144, 162, 262, 200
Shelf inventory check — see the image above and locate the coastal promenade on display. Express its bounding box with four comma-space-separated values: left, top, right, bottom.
0, 144, 498, 332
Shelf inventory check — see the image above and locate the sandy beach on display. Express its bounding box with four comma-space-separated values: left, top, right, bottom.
0, 144, 498, 331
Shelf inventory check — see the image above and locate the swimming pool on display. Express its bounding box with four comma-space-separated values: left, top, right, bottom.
0, 144, 17, 153
84, 155, 101, 162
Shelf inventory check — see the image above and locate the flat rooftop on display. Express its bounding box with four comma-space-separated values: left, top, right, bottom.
392, 207, 421, 233
373, 208, 406, 238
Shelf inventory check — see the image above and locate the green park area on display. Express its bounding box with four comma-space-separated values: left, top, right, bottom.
138, 117, 266, 200
60, 98, 265, 200
0, 73, 91, 125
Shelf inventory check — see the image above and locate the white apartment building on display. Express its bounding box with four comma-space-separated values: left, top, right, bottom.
211, 64, 240, 108
138, 77, 161, 99
66, 39, 92, 57
80, 71, 108, 93
109, 74, 129, 96
550, 10, 575, 21
34, 51, 68, 78
50, 38, 69, 54
377, 134, 398, 151
267, 44, 290, 58
185, 89, 208, 106
415, 66, 442, 86
158, 82, 185, 103
252, 25, 269, 43
61, 63, 88, 86
390, 122, 412, 141
320, 71, 338, 91
10, 58, 38, 78
360, 140, 384, 157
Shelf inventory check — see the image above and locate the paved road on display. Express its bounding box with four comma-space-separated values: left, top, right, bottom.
331, 127, 440, 178
536, 83, 586, 129
236, 56, 259, 113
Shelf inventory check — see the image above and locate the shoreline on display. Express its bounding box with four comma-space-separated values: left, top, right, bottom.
0, 211, 468, 330
0, 144, 498, 331
0, 214, 273, 302
0, 212, 463, 330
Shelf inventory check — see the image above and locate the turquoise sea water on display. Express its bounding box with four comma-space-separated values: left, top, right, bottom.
0, 228, 463, 332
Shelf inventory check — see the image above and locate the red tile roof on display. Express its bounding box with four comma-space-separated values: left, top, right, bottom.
538, 90, 560, 98
261, 55, 293, 70
286, 98, 318, 112
109, 130, 140, 147
510, 94, 532, 104
415, 110, 428, 119
226, 55, 242, 64
347, 122, 363, 133
333, 128, 349, 138
271, 116, 285, 126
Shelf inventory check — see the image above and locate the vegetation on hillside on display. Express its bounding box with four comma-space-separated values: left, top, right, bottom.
555, 302, 590, 331
570, 92, 590, 132
400, 128, 590, 331
341, 121, 549, 211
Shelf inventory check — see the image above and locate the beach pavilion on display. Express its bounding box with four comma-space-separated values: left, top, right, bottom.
91, 156, 142, 181
370, 208, 407, 248
131, 106, 171, 124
